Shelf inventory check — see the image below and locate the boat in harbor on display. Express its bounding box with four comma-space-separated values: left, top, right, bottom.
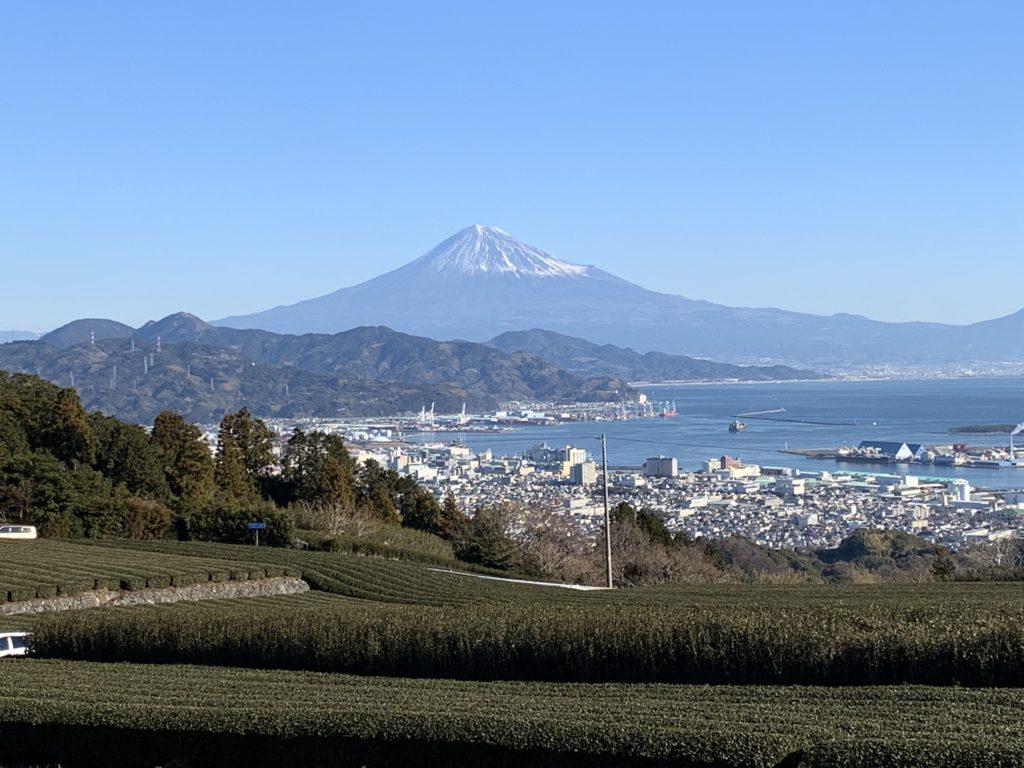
728, 420, 747, 432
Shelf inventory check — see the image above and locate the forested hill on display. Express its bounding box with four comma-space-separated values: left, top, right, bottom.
2, 315, 631, 423
0, 339, 474, 423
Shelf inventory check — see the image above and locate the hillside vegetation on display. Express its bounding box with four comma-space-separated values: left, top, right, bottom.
0, 371, 465, 555
488, 328, 820, 381
2, 315, 631, 422
3, 660, 1023, 768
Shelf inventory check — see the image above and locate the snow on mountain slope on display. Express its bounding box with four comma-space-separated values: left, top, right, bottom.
416, 225, 591, 278
213, 225, 1024, 365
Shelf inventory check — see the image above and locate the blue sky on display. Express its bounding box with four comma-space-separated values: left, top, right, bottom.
2, 1, 1021, 332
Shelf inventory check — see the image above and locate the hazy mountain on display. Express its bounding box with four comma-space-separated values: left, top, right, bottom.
0, 330, 42, 344
215, 226, 1024, 367
488, 329, 821, 382
0, 314, 631, 422
41, 319, 134, 348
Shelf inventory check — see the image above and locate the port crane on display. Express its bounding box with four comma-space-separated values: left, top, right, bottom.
417, 402, 436, 428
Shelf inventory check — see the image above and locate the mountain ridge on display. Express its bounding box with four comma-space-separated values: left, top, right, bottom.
1, 315, 634, 423
487, 329, 821, 382
213, 226, 1024, 366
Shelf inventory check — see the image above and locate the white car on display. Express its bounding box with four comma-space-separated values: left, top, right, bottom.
0, 632, 29, 658
0, 525, 37, 540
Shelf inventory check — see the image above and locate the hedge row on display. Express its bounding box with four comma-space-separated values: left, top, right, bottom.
30, 594, 1024, 686
3, 660, 1024, 767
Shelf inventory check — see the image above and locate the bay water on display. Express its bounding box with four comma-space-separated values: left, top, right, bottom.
413, 378, 1024, 489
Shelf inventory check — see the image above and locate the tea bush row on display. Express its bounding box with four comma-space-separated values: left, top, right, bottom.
2, 660, 1024, 767
31, 595, 1024, 686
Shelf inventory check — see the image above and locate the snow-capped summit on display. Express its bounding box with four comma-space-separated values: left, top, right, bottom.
214, 224, 640, 338
416, 225, 590, 279
211, 225, 1024, 364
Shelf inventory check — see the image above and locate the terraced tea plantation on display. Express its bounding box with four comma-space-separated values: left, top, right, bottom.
2, 660, 1023, 768
0, 540, 298, 602
31, 589, 1024, 686
6, 538, 1024, 766
86, 538, 1024, 607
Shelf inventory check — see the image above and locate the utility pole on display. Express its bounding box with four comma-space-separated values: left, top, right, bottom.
599, 433, 613, 588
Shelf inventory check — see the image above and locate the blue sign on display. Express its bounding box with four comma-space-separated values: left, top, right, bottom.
247, 522, 266, 530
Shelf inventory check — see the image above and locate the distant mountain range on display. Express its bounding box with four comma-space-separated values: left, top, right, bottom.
487, 329, 820, 382
215, 225, 1024, 367
0, 336, 468, 424
0, 313, 816, 424
0, 315, 632, 423
0, 330, 42, 343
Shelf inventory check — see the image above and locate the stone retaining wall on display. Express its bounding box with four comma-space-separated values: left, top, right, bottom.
0, 577, 310, 615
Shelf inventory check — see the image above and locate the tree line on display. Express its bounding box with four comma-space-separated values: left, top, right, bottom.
0, 372, 458, 547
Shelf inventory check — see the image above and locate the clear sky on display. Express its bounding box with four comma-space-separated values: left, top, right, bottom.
2, 1, 1021, 332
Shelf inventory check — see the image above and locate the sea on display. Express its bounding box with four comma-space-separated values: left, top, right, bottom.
410, 377, 1024, 490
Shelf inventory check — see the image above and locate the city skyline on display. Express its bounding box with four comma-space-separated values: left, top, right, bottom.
3, 1, 1022, 331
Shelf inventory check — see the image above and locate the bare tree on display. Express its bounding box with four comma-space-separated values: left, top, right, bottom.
961, 538, 1022, 570
517, 505, 599, 585
607, 516, 733, 587
293, 500, 382, 538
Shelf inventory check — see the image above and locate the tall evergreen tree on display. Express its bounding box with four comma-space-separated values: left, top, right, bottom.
399, 486, 444, 533
0, 410, 29, 465
439, 491, 467, 540
453, 503, 519, 570
90, 413, 170, 502
150, 411, 215, 512
279, 429, 356, 508
214, 429, 259, 506
355, 459, 400, 523
218, 408, 275, 481
47, 388, 94, 468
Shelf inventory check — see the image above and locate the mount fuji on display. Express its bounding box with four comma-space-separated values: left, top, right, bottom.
216, 224, 648, 336
216, 225, 1024, 367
